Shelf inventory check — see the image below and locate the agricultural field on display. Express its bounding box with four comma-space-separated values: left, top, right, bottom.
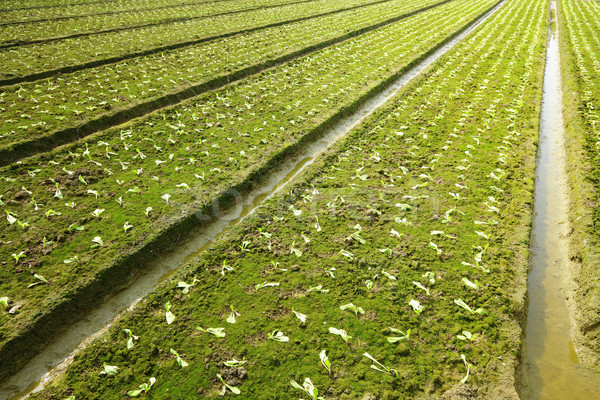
1, 0, 599, 398
558, 0, 600, 367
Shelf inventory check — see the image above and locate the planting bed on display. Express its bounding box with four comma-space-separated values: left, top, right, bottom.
0, 0, 446, 161
24, 0, 548, 397
0, 0, 310, 46
557, 0, 600, 368
0, 0, 232, 23
0, 0, 499, 380
0, 0, 382, 82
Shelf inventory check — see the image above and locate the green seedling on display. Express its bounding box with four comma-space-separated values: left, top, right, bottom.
409, 299, 424, 315
340, 303, 365, 316
227, 305, 239, 324
290, 242, 302, 257
100, 363, 119, 376
381, 270, 396, 280
217, 373, 241, 395
161, 193, 171, 204
255, 281, 279, 291
128, 377, 155, 397
290, 378, 324, 400
365, 280, 374, 290
1, 297, 9, 308
387, 327, 411, 343
454, 299, 484, 314
292, 309, 307, 324
320, 350, 331, 375
429, 241, 442, 255
196, 327, 226, 337
123, 222, 133, 232
339, 249, 354, 260
221, 261, 234, 276
412, 281, 430, 296
329, 327, 351, 343
422, 271, 435, 284
457, 331, 476, 341
170, 348, 188, 367
177, 279, 198, 294
363, 352, 398, 376
28, 274, 48, 288
165, 302, 175, 324
63, 256, 79, 264
307, 285, 329, 293
224, 357, 247, 367
123, 329, 138, 349
462, 277, 479, 291
267, 330, 289, 342
90, 237, 104, 248
12, 251, 25, 264
460, 354, 472, 383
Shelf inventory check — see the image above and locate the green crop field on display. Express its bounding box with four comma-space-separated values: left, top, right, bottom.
0, 0, 599, 398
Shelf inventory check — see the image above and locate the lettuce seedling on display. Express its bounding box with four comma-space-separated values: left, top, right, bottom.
128, 377, 155, 397
227, 305, 239, 324
460, 354, 472, 383
363, 353, 398, 377
320, 350, 331, 375
224, 358, 247, 367
161, 194, 171, 205
170, 348, 188, 367
422, 271, 435, 284
328, 327, 351, 343
290, 378, 324, 400
12, 251, 25, 264
123, 329, 138, 349
462, 277, 479, 291
387, 327, 411, 343
339, 249, 354, 260
412, 281, 430, 296
1, 297, 9, 308
177, 279, 198, 294
457, 331, 476, 341
454, 299, 484, 314
28, 274, 48, 288
196, 327, 226, 337
165, 302, 175, 324
292, 309, 307, 324
90, 237, 104, 248
255, 281, 279, 291
381, 270, 396, 280
100, 363, 119, 376
267, 330, 289, 342
220, 261, 234, 276
409, 299, 424, 315
217, 373, 241, 395
340, 303, 365, 316
365, 280, 374, 290
307, 285, 329, 294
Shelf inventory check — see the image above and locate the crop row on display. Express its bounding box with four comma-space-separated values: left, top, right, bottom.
25, 0, 548, 397
0, 0, 226, 23
558, 0, 600, 365
0, 0, 445, 156
0, 0, 498, 380
0, 0, 379, 83
0, 0, 307, 47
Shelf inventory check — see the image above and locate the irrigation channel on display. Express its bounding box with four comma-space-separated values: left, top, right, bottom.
523, 1, 600, 398
0, 3, 507, 399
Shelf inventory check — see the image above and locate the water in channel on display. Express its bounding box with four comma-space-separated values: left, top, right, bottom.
0, 3, 504, 399
524, 2, 600, 398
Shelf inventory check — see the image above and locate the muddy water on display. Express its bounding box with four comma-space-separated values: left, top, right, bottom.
524, 2, 600, 398
0, 3, 504, 399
